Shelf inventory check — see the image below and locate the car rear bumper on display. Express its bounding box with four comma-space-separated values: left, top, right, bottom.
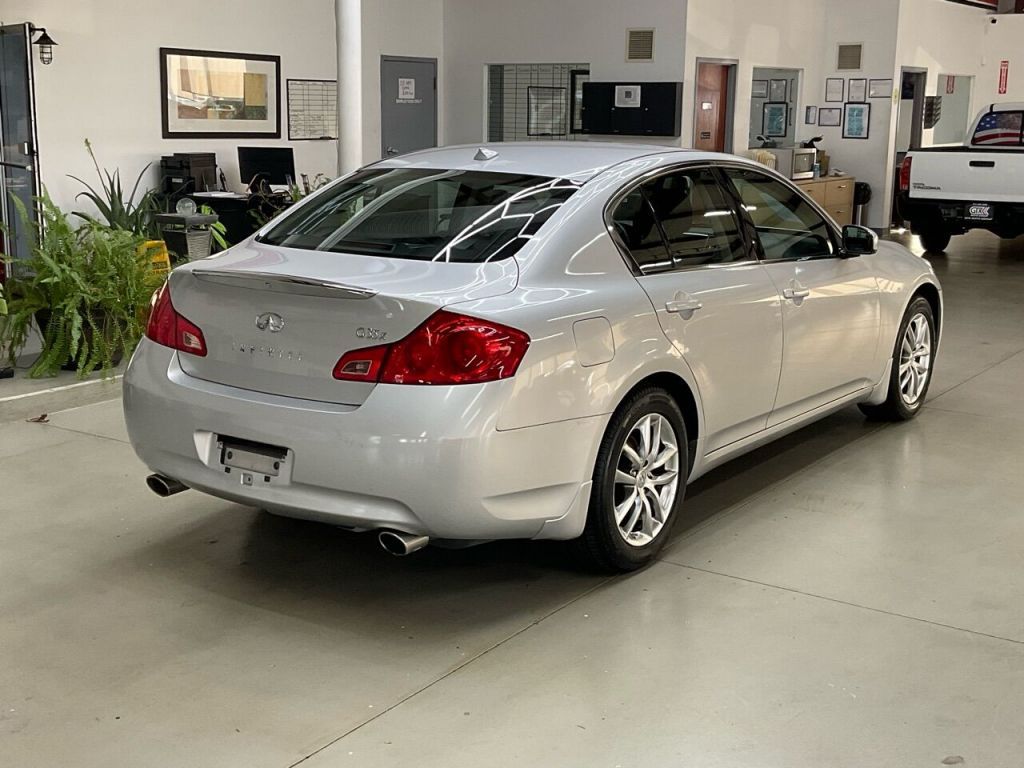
122, 339, 602, 541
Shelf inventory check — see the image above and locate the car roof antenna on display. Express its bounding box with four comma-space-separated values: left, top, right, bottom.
474, 147, 499, 161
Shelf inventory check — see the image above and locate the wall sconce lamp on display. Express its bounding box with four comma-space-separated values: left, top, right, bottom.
30, 26, 57, 65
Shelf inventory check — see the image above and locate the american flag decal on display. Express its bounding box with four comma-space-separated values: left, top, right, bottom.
972, 111, 1023, 147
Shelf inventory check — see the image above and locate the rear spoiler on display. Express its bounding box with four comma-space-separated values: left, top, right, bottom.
190, 269, 378, 300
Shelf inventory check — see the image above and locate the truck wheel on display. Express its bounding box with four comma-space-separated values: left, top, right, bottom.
918, 227, 951, 253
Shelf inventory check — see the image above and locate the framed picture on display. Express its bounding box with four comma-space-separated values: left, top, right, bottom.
160, 48, 281, 139
769, 79, 788, 102
752, 80, 769, 99
763, 102, 788, 137
527, 86, 568, 137
869, 78, 894, 99
818, 107, 842, 127
825, 77, 845, 103
848, 78, 868, 103
843, 102, 871, 139
805, 106, 818, 125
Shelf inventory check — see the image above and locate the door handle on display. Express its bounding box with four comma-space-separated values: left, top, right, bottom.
665, 299, 704, 314
385, 146, 399, 156
969, 160, 995, 168
783, 287, 811, 301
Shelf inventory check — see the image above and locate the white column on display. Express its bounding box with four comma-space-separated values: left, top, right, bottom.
335, 0, 363, 175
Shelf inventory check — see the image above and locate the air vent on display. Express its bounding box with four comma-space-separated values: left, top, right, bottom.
837, 43, 863, 71
626, 29, 655, 62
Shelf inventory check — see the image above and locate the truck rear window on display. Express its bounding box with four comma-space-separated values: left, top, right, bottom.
258, 168, 578, 262
971, 111, 1023, 147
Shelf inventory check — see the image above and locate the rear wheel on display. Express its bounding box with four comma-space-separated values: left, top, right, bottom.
576, 387, 687, 572
917, 226, 951, 253
860, 297, 936, 421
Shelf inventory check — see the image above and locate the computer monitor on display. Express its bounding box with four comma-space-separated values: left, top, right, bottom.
237, 147, 296, 187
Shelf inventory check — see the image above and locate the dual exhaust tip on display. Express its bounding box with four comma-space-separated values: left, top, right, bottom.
146, 474, 429, 556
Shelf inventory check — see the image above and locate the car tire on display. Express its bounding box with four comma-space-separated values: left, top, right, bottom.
575, 387, 688, 573
859, 297, 937, 422
918, 227, 951, 253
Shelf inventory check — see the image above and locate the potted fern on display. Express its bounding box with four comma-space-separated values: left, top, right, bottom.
3, 193, 156, 378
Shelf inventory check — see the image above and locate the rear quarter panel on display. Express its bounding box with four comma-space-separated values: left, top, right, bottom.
451, 179, 702, 437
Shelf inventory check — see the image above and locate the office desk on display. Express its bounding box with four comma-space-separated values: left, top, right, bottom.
193, 192, 294, 245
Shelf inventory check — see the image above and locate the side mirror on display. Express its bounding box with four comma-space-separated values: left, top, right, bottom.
842, 225, 878, 256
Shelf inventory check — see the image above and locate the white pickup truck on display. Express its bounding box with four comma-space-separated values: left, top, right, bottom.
899, 103, 1024, 252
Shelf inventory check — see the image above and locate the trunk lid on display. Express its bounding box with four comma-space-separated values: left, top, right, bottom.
169, 241, 518, 405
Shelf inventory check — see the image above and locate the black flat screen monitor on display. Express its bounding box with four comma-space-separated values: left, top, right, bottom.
238, 147, 295, 186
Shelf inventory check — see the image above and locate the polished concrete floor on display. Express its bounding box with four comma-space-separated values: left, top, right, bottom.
3, 231, 1023, 767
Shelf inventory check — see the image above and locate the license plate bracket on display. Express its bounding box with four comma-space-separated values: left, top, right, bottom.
966, 203, 993, 221
219, 436, 288, 477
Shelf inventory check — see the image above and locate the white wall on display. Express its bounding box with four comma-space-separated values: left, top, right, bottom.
442, 0, 687, 147
932, 75, 975, 145
683, 0, 827, 155
812, 0, 900, 228
976, 14, 1024, 107
359, 0, 445, 163
1, 0, 338, 214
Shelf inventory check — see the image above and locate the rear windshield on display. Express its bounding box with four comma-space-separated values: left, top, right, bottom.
971, 111, 1024, 147
258, 168, 579, 262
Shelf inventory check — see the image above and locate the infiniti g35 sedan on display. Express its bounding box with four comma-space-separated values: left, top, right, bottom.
124, 143, 942, 571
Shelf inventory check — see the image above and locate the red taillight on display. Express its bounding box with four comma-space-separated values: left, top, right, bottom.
899, 156, 913, 193
332, 310, 530, 386
145, 283, 207, 357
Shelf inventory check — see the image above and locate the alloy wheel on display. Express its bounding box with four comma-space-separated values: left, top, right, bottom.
612, 413, 680, 547
899, 313, 932, 405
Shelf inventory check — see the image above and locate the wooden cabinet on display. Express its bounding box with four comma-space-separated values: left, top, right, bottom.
794, 175, 855, 227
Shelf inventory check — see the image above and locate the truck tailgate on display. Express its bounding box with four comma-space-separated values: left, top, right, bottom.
909, 150, 1024, 204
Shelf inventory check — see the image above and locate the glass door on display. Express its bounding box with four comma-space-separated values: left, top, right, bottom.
0, 23, 41, 271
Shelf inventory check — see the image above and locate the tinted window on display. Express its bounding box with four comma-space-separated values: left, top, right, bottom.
259, 168, 578, 263
725, 168, 834, 261
642, 169, 748, 267
610, 187, 672, 271
971, 111, 1023, 147
611, 168, 747, 272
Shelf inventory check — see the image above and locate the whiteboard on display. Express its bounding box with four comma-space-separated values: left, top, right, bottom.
287, 79, 338, 140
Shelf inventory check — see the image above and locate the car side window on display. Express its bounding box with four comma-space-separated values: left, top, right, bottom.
725, 168, 835, 262
610, 186, 673, 271
611, 168, 747, 272
641, 169, 748, 268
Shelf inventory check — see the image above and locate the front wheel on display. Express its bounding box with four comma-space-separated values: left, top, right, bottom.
860, 297, 936, 421
575, 387, 687, 572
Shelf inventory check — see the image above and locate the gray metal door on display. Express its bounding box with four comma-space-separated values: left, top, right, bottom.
380, 56, 437, 158
0, 23, 41, 269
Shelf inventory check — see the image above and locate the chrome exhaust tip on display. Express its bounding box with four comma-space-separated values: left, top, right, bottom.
145, 474, 188, 498
378, 530, 430, 556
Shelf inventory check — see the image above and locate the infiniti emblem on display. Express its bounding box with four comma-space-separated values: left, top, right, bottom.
255, 312, 285, 333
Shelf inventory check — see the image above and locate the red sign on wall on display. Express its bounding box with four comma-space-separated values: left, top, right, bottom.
999, 60, 1009, 96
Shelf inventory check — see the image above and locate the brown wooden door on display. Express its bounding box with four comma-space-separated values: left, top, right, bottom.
695, 63, 730, 152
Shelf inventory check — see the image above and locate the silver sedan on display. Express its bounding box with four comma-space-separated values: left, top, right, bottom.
124, 144, 942, 571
